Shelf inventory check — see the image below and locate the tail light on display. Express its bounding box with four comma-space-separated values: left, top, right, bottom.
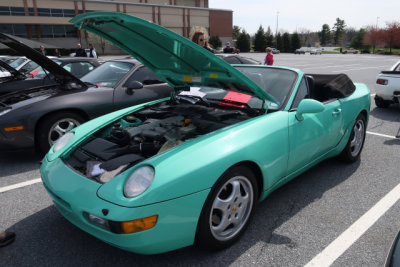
376, 79, 388, 85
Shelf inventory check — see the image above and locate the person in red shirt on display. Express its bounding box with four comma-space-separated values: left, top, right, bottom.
264, 47, 274, 65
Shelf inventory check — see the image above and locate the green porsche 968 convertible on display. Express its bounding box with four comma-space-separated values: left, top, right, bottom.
40, 12, 371, 254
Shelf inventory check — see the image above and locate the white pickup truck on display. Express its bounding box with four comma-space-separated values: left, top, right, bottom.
375, 60, 400, 108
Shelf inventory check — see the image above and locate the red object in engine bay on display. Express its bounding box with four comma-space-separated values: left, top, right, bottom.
219, 91, 252, 108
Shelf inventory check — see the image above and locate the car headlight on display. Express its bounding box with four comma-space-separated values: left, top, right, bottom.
124, 166, 155, 198
53, 132, 74, 153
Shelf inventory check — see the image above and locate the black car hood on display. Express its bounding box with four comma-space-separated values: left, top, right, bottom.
0, 33, 87, 89
0, 60, 25, 79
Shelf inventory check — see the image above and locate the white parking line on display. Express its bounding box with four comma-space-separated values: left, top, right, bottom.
367, 131, 397, 139
0, 178, 42, 193
305, 183, 400, 267
332, 65, 388, 72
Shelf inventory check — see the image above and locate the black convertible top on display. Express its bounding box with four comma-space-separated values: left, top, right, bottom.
306, 74, 355, 102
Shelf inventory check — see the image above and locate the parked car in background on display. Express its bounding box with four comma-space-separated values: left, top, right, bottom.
310, 49, 322, 55
40, 11, 371, 255
0, 57, 103, 96
69, 48, 91, 57
341, 48, 359, 54
294, 49, 306, 54
216, 54, 262, 64
271, 48, 280, 54
374, 60, 400, 108
31, 57, 103, 79
0, 32, 173, 153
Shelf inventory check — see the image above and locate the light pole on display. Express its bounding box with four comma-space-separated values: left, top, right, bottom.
376, 16, 380, 28
275, 11, 279, 48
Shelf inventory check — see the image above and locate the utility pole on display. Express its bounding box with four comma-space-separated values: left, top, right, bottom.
275, 11, 279, 48
376, 16, 380, 28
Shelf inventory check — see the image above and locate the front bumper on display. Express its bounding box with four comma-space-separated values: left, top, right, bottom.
40, 156, 209, 255
0, 126, 34, 150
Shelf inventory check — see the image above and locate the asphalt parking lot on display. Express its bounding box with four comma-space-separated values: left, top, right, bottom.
1, 53, 400, 266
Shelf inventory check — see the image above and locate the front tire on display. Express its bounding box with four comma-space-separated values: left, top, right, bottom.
195, 166, 258, 250
339, 113, 366, 162
37, 112, 84, 154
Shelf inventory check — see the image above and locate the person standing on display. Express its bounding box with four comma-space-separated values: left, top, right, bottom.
191, 31, 214, 53
264, 47, 274, 65
75, 43, 87, 57
0, 231, 15, 247
39, 45, 46, 56
223, 42, 235, 53
54, 48, 61, 58
88, 43, 97, 58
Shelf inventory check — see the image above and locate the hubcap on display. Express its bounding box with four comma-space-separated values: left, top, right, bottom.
48, 118, 80, 146
349, 118, 365, 157
210, 176, 254, 241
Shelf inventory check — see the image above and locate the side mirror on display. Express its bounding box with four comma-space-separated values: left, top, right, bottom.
125, 81, 143, 95
295, 99, 325, 121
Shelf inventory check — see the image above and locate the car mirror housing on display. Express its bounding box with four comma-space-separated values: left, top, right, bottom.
126, 81, 144, 95
295, 99, 325, 121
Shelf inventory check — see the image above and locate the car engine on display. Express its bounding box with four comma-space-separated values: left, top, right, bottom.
64, 102, 253, 183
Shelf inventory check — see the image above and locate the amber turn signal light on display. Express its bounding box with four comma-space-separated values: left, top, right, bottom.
4, 126, 24, 132
121, 215, 158, 234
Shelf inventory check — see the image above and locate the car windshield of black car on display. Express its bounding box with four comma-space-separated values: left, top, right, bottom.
81, 61, 134, 88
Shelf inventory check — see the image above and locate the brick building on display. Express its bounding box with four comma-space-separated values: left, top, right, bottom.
0, 0, 232, 52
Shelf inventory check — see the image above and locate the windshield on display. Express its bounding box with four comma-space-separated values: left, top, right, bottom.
9, 57, 27, 68
235, 66, 297, 107
81, 61, 134, 87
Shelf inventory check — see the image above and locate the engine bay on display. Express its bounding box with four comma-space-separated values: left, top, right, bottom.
64, 101, 256, 183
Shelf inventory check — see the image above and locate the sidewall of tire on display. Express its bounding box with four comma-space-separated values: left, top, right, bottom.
195, 165, 258, 250
339, 113, 366, 162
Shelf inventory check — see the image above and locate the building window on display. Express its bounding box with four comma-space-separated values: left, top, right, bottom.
10, 7, 25, 16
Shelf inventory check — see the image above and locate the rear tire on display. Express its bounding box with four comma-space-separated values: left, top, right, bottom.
195, 166, 258, 250
374, 97, 390, 108
339, 113, 366, 162
37, 112, 84, 154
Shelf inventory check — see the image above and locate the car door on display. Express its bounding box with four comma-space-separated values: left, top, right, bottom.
287, 78, 344, 172
113, 66, 173, 110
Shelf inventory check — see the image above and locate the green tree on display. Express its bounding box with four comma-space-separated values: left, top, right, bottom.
253, 25, 267, 52
276, 33, 283, 51
333, 18, 346, 45
282, 32, 291, 52
209, 35, 222, 49
350, 29, 366, 49
236, 29, 251, 52
291, 32, 301, 50
265, 26, 274, 47
232, 25, 241, 40
319, 24, 331, 45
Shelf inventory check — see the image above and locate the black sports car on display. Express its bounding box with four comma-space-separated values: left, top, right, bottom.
0, 33, 173, 153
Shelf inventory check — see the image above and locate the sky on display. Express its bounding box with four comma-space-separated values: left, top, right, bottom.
209, 0, 400, 35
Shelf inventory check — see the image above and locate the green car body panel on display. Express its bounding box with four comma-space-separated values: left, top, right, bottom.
40, 11, 371, 254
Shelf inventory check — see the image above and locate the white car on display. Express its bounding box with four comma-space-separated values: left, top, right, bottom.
374, 60, 400, 108
310, 49, 322, 55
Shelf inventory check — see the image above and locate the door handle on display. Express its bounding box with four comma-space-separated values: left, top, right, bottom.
332, 108, 342, 116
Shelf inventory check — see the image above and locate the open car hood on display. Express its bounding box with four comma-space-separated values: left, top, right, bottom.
0, 33, 87, 89
0, 59, 25, 79
70, 12, 275, 103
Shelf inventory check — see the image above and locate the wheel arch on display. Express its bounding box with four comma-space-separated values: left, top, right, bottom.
228, 160, 264, 199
